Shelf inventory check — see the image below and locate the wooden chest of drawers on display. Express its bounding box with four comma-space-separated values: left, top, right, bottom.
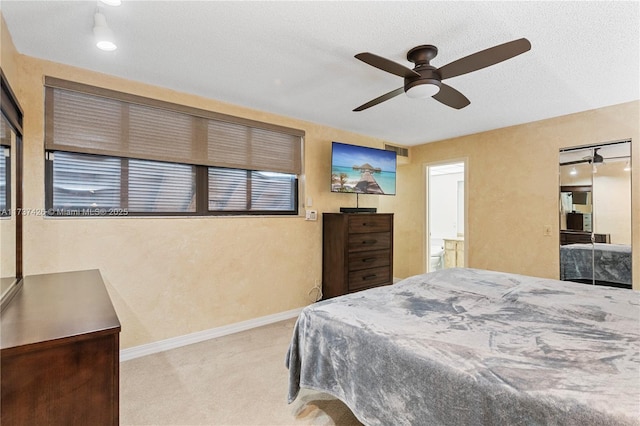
1, 270, 120, 426
322, 213, 393, 299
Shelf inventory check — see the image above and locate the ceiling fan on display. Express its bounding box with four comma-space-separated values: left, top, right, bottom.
559, 149, 604, 166
353, 38, 531, 112
560, 148, 629, 166
584, 148, 604, 164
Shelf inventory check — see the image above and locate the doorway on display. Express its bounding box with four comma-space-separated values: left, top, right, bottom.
426, 161, 466, 273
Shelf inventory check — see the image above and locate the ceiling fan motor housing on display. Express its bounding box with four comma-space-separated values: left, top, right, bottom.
407, 44, 438, 64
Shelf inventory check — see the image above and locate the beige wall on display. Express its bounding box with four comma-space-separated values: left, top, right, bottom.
394, 102, 639, 289
592, 163, 632, 245
0, 15, 18, 82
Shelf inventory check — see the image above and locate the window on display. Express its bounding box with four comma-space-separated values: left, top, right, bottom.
0, 144, 8, 216
208, 168, 297, 212
49, 152, 195, 215
44, 77, 304, 216
0, 117, 10, 217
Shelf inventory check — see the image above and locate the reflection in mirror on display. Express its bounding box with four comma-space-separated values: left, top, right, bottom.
0, 70, 23, 310
560, 185, 593, 232
559, 140, 632, 289
1, 116, 16, 298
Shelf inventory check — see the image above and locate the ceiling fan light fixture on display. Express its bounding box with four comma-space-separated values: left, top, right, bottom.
405, 80, 441, 99
93, 12, 117, 51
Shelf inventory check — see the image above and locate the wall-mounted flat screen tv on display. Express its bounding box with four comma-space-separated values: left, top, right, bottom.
331, 142, 397, 195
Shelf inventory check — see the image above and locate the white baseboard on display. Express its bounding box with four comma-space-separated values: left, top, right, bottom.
120, 307, 303, 362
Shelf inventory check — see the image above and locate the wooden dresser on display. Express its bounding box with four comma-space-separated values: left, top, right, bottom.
1, 270, 121, 426
322, 213, 393, 299
560, 230, 611, 245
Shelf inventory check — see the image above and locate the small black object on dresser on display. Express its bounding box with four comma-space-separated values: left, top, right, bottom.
322, 213, 393, 299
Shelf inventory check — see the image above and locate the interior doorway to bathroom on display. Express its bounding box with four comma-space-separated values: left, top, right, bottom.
426, 161, 466, 272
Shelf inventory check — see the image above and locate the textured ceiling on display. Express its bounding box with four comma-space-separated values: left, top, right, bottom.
2, 1, 639, 146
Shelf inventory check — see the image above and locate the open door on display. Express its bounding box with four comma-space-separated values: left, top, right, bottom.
426, 161, 465, 272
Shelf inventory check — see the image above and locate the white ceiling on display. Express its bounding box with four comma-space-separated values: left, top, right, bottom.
2, 1, 639, 146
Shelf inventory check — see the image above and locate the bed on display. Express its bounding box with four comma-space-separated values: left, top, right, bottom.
286, 268, 639, 426
560, 243, 632, 288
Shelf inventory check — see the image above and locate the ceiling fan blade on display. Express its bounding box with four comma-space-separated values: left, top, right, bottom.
355, 52, 421, 79
560, 159, 590, 166
438, 38, 531, 80
353, 87, 405, 112
432, 83, 470, 109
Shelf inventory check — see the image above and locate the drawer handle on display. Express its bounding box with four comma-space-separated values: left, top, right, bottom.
362, 274, 377, 281
362, 257, 377, 263
362, 240, 377, 245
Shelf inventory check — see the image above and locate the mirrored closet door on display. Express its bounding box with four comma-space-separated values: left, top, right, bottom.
1, 70, 23, 310
559, 140, 632, 288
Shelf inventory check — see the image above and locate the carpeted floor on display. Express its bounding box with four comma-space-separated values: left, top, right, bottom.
120, 318, 363, 425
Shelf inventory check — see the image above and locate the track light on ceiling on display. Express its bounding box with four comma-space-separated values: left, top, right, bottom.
93, 12, 117, 51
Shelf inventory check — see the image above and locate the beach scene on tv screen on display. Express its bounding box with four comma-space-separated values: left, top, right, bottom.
331, 143, 396, 195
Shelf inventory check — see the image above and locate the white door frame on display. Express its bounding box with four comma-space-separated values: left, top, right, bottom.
424, 158, 468, 273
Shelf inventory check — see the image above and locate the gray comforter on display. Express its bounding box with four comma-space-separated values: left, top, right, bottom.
286, 268, 640, 425
561, 243, 632, 286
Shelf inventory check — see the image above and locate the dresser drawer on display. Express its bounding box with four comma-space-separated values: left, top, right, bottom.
348, 232, 391, 252
348, 215, 392, 233
348, 250, 391, 271
348, 266, 391, 291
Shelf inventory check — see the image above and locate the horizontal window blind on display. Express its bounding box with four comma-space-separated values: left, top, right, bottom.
127, 159, 195, 213
250, 171, 297, 211
206, 121, 301, 174
1, 115, 11, 146
52, 152, 121, 210
0, 145, 7, 213
208, 168, 248, 211
208, 168, 296, 213
44, 77, 304, 175
1, 71, 23, 135
51, 151, 196, 214
1, 116, 11, 214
